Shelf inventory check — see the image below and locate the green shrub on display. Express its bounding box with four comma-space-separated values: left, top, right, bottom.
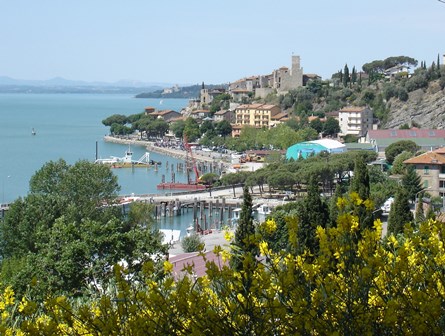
181, 234, 205, 253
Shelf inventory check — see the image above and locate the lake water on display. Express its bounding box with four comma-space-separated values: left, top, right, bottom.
0, 93, 190, 204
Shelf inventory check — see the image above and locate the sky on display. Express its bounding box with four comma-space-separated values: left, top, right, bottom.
1, 0, 444, 85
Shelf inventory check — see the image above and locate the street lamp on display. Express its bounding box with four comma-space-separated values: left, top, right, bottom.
415, 187, 430, 205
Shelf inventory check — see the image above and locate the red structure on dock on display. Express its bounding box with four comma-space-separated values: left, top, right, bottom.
156, 182, 206, 190
156, 135, 206, 190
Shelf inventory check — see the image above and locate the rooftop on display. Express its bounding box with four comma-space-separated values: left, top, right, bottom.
368, 129, 445, 139
404, 151, 445, 165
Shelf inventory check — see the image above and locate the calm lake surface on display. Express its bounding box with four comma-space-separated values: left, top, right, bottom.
0, 93, 190, 204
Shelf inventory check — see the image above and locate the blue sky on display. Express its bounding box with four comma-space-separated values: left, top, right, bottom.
1, 0, 444, 85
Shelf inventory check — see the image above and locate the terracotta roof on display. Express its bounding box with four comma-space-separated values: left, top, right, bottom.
368, 129, 445, 139
236, 103, 263, 109
339, 106, 368, 113
308, 115, 326, 122
156, 110, 178, 116
404, 151, 445, 165
434, 147, 445, 155
258, 104, 277, 110
271, 112, 288, 120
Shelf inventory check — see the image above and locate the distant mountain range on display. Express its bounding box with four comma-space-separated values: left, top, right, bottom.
0, 76, 175, 94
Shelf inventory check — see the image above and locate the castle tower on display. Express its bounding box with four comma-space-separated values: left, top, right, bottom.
291, 55, 300, 75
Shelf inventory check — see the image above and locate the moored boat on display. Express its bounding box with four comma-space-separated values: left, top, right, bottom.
95, 146, 160, 168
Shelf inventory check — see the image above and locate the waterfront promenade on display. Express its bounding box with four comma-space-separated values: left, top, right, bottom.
103, 135, 226, 164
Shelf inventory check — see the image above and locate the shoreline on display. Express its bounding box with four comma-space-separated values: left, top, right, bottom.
103, 135, 229, 165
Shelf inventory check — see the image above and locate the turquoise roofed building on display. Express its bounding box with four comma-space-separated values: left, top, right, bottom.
286, 139, 346, 160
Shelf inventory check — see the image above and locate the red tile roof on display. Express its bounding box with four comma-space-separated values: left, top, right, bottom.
434, 147, 445, 155
404, 151, 445, 165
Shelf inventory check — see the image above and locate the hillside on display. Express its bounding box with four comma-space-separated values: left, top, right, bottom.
257, 61, 445, 131
385, 80, 445, 129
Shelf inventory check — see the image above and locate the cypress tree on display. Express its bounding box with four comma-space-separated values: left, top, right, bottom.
350, 156, 373, 230
388, 188, 413, 235
343, 64, 350, 87
414, 192, 425, 224
350, 156, 370, 200
296, 176, 329, 254
231, 185, 257, 269
351, 66, 357, 85
438, 53, 441, 71
329, 183, 343, 227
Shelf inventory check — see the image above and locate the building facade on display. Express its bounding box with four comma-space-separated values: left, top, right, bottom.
338, 106, 373, 137
234, 104, 281, 129
404, 148, 445, 198
271, 55, 303, 93
214, 109, 235, 123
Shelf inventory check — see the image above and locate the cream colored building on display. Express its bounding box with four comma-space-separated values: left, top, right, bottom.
234, 103, 281, 129
404, 148, 445, 198
338, 106, 373, 137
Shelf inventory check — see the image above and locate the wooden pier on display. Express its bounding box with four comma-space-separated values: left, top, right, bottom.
151, 197, 242, 232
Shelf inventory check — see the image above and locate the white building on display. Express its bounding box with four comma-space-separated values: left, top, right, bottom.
338, 106, 373, 137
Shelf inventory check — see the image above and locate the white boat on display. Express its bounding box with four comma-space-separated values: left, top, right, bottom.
95, 146, 158, 168
257, 204, 272, 216
31, 128, 36, 135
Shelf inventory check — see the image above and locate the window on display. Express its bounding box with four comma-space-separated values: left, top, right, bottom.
390, 130, 397, 137
424, 166, 430, 175
440, 180, 445, 189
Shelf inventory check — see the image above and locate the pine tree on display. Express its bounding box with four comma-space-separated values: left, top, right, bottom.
231, 185, 257, 270
401, 166, 422, 203
388, 188, 413, 235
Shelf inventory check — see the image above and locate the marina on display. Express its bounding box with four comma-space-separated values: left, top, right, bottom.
95, 144, 160, 168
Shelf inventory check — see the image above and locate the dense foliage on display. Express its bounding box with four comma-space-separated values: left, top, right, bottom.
1, 195, 445, 334
0, 160, 167, 299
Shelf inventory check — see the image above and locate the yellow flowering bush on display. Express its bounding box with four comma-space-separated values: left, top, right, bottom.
2, 195, 445, 334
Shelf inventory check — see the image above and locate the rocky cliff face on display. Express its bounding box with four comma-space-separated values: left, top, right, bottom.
384, 80, 445, 129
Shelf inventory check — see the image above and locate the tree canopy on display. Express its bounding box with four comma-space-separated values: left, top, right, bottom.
0, 160, 166, 298
385, 140, 419, 164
